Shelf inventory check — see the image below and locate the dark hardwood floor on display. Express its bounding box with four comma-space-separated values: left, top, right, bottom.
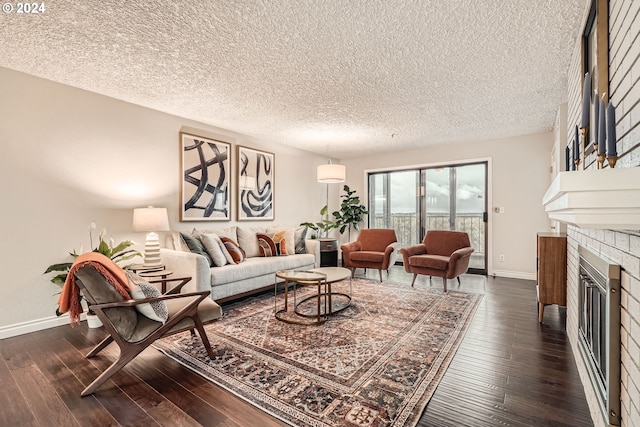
0, 268, 593, 427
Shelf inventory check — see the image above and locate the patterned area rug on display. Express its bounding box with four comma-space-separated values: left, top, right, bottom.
154, 278, 482, 427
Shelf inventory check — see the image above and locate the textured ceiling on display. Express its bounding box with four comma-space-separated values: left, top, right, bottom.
0, 0, 586, 158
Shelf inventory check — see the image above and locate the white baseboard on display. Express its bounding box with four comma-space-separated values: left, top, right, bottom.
0, 313, 74, 340
492, 269, 536, 281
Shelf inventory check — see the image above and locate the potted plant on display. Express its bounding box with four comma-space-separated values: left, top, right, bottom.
333, 185, 369, 241
44, 223, 140, 326
300, 205, 339, 239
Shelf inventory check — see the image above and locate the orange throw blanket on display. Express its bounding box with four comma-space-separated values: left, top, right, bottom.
57, 252, 131, 325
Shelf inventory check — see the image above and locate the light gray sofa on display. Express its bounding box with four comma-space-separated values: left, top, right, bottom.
160, 226, 319, 302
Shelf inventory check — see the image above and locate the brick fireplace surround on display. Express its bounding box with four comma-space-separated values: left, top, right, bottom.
551, 1, 640, 425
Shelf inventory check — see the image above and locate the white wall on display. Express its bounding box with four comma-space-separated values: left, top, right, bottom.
0, 65, 556, 337
0, 66, 329, 334
343, 132, 555, 277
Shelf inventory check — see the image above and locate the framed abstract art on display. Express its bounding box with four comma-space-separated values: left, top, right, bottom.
237, 145, 274, 221
180, 132, 231, 221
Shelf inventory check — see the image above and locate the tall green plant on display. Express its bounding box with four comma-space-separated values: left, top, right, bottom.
333, 185, 368, 240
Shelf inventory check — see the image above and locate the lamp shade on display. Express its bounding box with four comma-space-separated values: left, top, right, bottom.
317, 164, 346, 183
132, 207, 170, 232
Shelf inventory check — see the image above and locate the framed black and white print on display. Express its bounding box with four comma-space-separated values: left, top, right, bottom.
180, 132, 231, 221
237, 146, 274, 221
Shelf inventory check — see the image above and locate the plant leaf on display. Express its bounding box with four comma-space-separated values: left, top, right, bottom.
44, 262, 72, 274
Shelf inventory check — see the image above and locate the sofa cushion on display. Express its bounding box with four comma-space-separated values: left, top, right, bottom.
199, 232, 228, 267
237, 226, 266, 258
209, 254, 314, 286
200, 226, 237, 242
180, 232, 213, 266
221, 237, 246, 264
257, 232, 288, 257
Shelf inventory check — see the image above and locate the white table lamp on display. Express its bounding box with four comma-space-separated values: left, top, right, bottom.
132, 206, 170, 267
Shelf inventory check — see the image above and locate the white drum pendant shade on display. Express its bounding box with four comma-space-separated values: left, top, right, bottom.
317, 164, 346, 183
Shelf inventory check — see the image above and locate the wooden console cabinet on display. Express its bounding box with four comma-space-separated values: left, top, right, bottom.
536, 232, 567, 323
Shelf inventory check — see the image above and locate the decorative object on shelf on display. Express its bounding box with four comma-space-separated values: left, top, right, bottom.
237, 145, 274, 221
577, 72, 591, 170
597, 96, 607, 169
606, 101, 618, 168
43, 222, 140, 317
581, 72, 591, 128
180, 132, 231, 221
132, 206, 170, 267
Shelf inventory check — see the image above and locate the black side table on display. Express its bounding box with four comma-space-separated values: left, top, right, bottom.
318, 238, 338, 267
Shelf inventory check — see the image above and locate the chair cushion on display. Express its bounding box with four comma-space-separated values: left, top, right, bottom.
408, 254, 450, 270
423, 230, 471, 256
127, 272, 169, 323
357, 229, 397, 252
350, 251, 385, 263
74, 265, 138, 341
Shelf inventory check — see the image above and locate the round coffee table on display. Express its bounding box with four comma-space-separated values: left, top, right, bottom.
274, 270, 328, 325
274, 267, 352, 325
295, 267, 352, 319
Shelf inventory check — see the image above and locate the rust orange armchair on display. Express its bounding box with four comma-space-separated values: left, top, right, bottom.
341, 229, 398, 281
400, 230, 474, 292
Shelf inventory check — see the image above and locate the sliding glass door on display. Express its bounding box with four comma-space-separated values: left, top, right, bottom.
368, 162, 487, 274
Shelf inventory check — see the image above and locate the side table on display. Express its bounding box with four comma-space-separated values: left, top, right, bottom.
128, 264, 173, 293
318, 238, 338, 267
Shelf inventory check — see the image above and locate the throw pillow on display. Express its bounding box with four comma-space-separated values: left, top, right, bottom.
237, 226, 266, 258
294, 226, 308, 254
267, 227, 295, 255
171, 231, 190, 252
220, 237, 246, 264
257, 232, 288, 257
180, 232, 214, 266
199, 232, 228, 267
126, 272, 169, 323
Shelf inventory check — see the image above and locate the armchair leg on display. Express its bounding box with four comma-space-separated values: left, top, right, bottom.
411, 274, 417, 287
192, 314, 215, 359
457, 277, 461, 286
86, 336, 114, 358
378, 270, 383, 282
443, 277, 447, 293
350, 268, 356, 279
81, 347, 142, 396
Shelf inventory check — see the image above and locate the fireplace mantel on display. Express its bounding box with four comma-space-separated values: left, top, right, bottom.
542, 167, 640, 229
